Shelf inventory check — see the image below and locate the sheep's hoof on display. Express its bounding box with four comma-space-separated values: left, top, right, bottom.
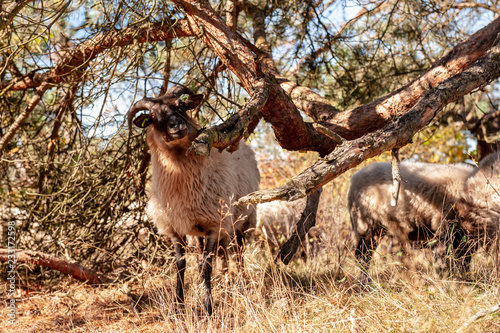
174, 301, 185, 315
203, 295, 213, 316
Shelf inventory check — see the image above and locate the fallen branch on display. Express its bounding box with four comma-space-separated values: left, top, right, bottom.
0, 249, 109, 285
237, 33, 500, 204
457, 303, 500, 333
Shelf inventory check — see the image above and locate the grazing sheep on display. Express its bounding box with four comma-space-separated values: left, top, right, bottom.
458, 152, 500, 247
127, 86, 260, 315
256, 199, 323, 260
348, 159, 475, 275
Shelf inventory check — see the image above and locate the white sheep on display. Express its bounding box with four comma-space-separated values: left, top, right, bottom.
127, 86, 260, 315
256, 199, 322, 260
348, 159, 475, 274
458, 152, 500, 246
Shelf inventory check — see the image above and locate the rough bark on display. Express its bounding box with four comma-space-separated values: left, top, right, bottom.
187, 76, 268, 155
2, 3, 500, 186
171, 0, 257, 91
238, 33, 500, 204
0, 249, 109, 284
276, 188, 323, 265
321, 16, 500, 140
3, 6, 499, 159
174, 0, 338, 156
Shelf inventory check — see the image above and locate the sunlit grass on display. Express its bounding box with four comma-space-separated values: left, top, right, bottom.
1, 243, 499, 332
2, 149, 499, 332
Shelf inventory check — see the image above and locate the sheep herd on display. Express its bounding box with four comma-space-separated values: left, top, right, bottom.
348, 152, 500, 276
128, 85, 499, 314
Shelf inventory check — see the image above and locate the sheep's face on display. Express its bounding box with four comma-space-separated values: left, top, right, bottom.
132, 93, 203, 143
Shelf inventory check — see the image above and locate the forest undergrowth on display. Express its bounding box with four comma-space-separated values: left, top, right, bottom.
2, 146, 499, 333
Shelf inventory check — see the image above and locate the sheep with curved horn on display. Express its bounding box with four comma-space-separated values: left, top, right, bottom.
127, 85, 260, 315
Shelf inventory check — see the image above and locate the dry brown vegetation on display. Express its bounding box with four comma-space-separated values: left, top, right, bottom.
2, 143, 500, 333
1, 246, 499, 332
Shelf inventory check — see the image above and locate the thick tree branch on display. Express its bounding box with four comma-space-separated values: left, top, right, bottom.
4, 3, 499, 159
192, 8, 500, 156
0, 249, 109, 284
187, 76, 268, 156
262, 81, 338, 156
172, 0, 257, 91
176, 0, 338, 155
238, 33, 500, 204
320, 16, 500, 140
278, 78, 340, 122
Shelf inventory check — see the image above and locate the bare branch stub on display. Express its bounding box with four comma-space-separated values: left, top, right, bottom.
391, 148, 402, 207
187, 78, 269, 156
0, 249, 109, 284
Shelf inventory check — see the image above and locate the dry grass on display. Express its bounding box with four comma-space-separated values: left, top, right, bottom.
2, 149, 499, 332
2, 244, 500, 333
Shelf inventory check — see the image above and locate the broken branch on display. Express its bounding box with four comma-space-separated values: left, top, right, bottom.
187, 77, 268, 156
0, 248, 109, 284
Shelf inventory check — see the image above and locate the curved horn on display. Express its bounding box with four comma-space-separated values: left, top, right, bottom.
127, 98, 153, 129
166, 85, 195, 97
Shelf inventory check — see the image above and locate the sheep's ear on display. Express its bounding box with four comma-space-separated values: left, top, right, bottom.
133, 114, 153, 128
180, 94, 203, 110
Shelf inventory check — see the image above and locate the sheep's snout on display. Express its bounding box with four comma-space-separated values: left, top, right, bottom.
165, 114, 188, 139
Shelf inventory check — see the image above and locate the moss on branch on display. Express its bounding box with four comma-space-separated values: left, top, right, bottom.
187, 78, 269, 156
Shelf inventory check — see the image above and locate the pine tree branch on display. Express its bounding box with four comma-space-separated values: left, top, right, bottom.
238, 33, 500, 204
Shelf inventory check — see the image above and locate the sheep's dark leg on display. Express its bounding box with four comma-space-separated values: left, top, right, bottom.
172, 235, 187, 310
201, 236, 217, 315
217, 237, 230, 273
355, 238, 374, 283
235, 230, 245, 270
